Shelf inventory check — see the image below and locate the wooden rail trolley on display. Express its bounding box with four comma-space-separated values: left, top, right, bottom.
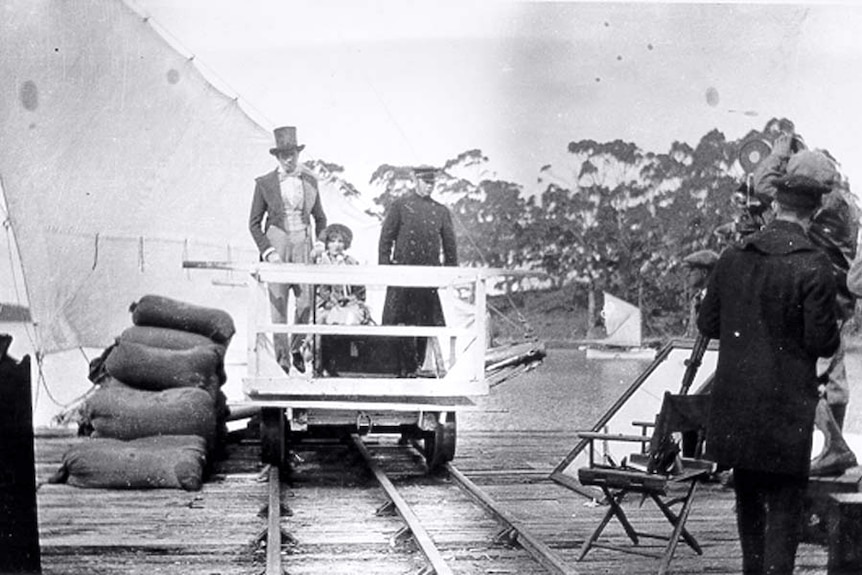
187, 261, 532, 472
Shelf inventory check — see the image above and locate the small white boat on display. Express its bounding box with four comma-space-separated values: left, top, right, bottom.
582, 292, 654, 360
584, 346, 656, 361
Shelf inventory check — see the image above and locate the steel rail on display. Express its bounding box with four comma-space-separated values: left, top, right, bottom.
445, 462, 580, 575
266, 464, 283, 575
349, 434, 453, 575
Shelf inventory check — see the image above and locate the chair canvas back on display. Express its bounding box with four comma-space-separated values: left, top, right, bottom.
647, 392, 711, 474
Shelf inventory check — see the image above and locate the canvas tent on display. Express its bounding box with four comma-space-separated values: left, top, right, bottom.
0, 0, 381, 419
0, 0, 381, 349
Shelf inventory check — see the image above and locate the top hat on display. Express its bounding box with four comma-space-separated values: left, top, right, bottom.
321, 223, 353, 249
269, 126, 305, 156
774, 174, 830, 210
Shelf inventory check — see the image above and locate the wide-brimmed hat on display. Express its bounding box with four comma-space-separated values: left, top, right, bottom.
774, 174, 830, 210
321, 223, 353, 249
269, 126, 305, 156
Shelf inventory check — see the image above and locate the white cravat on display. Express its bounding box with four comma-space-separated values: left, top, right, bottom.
278, 166, 304, 210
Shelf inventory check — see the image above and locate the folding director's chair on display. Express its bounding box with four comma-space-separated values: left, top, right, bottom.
576, 391, 715, 574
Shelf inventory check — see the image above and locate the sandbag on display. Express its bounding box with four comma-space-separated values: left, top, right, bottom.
83, 381, 216, 446
104, 340, 223, 392
50, 435, 208, 491
130, 295, 235, 345
119, 325, 221, 350
118, 326, 227, 385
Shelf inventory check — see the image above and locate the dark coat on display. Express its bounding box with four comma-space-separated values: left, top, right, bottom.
248, 169, 327, 256
697, 220, 840, 477
378, 191, 458, 328
378, 191, 457, 267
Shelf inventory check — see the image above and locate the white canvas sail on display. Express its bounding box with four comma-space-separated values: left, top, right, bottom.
600, 291, 642, 348
0, 0, 543, 428
0, 0, 379, 359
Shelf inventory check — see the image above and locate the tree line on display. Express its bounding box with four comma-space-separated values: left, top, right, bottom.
331, 118, 855, 339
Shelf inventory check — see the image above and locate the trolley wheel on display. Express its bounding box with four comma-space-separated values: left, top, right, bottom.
260, 407, 287, 468
423, 412, 456, 472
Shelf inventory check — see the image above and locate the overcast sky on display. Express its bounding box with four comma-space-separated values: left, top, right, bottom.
130, 0, 862, 196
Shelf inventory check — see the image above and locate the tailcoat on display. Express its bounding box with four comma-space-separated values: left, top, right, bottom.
697, 220, 840, 477
248, 169, 326, 257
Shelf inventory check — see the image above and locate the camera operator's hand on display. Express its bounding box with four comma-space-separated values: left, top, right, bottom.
773, 133, 795, 158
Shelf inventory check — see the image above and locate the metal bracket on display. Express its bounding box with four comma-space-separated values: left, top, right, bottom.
493, 526, 518, 546
291, 408, 308, 432
258, 503, 292, 519
419, 411, 438, 432
356, 411, 373, 435
389, 526, 412, 547
375, 500, 397, 517
251, 526, 297, 549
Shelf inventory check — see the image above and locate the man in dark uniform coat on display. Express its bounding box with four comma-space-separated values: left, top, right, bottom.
698, 174, 840, 575
378, 166, 458, 376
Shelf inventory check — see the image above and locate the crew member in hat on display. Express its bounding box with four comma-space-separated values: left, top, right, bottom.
681, 248, 719, 338
378, 165, 458, 377
752, 133, 858, 478
249, 126, 327, 374
698, 173, 840, 575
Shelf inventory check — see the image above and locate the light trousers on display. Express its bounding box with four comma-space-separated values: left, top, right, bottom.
265, 225, 312, 362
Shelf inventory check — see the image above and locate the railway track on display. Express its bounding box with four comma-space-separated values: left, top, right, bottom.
253, 433, 574, 575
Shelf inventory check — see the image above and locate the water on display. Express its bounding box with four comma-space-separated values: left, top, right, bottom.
461, 349, 653, 432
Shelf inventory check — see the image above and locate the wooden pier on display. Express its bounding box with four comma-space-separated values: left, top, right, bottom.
33, 427, 841, 575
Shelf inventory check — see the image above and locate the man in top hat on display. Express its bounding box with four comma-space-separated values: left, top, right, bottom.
249, 126, 327, 373
698, 173, 840, 575
681, 249, 719, 338
378, 165, 458, 376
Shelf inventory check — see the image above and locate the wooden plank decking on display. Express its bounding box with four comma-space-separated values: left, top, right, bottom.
33, 428, 840, 574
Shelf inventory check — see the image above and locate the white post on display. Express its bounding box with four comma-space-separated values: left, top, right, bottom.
474, 272, 487, 384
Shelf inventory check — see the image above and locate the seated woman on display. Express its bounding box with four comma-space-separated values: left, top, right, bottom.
313, 224, 371, 375
313, 223, 369, 325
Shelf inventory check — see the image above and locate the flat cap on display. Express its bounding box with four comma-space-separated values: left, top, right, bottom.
683, 249, 719, 269
774, 174, 831, 210
787, 150, 838, 188
413, 165, 439, 182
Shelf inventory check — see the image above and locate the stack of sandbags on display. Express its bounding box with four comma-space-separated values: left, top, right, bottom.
58, 295, 235, 491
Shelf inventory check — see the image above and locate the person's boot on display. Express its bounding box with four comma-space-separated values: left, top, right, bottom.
810, 400, 857, 476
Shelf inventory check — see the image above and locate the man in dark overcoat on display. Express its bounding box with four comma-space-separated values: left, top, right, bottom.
378, 166, 458, 376
697, 173, 840, 575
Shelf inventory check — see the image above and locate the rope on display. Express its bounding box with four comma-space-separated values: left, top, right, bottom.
1, 175, 99, 414
0, 176, 43, 360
